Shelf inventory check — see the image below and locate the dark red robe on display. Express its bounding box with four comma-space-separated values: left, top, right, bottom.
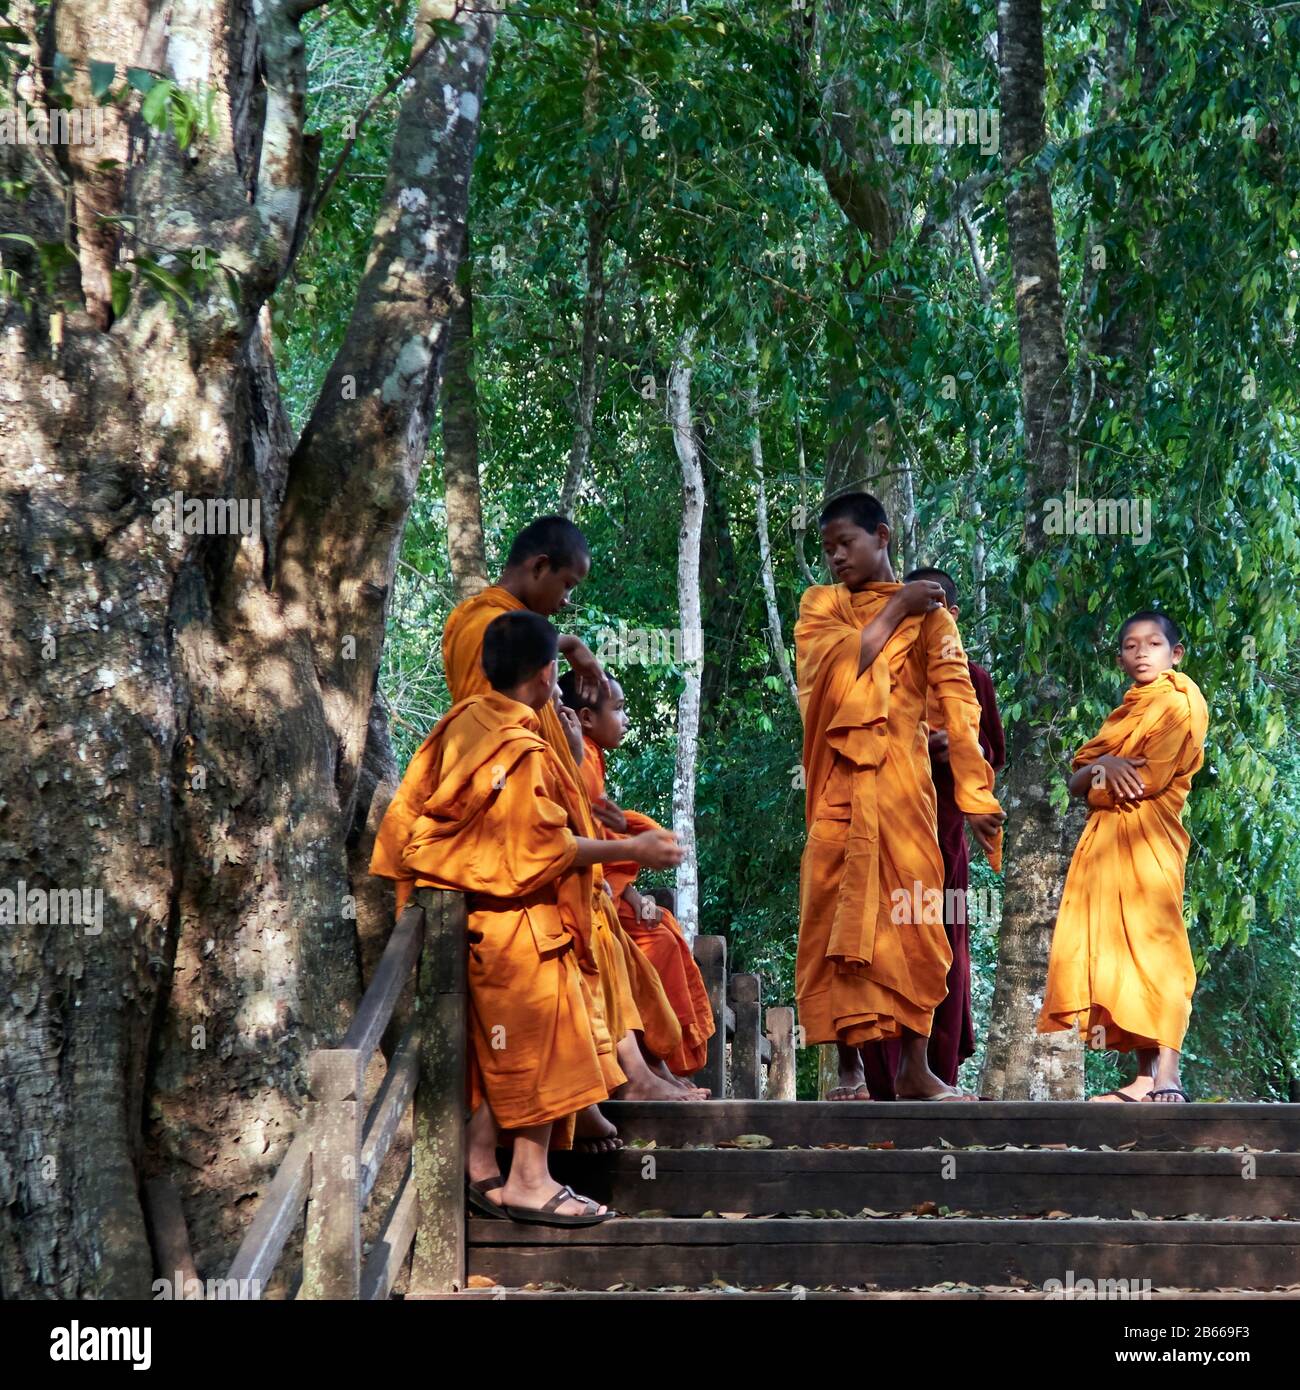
860, 659, 1005, 1095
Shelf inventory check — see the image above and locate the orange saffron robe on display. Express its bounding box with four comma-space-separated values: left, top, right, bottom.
369, 692, 610, 1129
578, 735, 716, 1075
443, 585, 682, 1061
794, 583, 1004, 1046
1038, 669, 1209, 1052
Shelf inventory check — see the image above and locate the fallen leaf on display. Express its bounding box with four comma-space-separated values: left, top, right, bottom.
467, 1275, 498, 1289
734, 1133, 773, 1149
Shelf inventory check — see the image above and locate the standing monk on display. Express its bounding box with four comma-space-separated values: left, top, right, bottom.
795, 494, 1005, 1102
1039, 611, 1208, 1103
860, 567, 1005, 1099
370, 612, 683, 1222
442, 516, 702, 1123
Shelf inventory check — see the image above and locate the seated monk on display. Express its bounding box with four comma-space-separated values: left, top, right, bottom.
370, 611, 684, 1224
794, 493, 1006, 1102
558, 669, 717, 1089
1039, 611, 1208, 1104
442, 515, 704, 1119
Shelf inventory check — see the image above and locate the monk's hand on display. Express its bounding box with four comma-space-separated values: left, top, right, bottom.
592, 797, 628, 833
966, 811, 1005, 856
628, 828, 683, 869
561, 638, 610, 705
1091, 754, 1147, 801
895, 579, 947, 617
556, 702, 586, 763
928, 729, 950, 762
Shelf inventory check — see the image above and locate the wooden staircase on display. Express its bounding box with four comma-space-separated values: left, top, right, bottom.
458, 1099, 1300, 1297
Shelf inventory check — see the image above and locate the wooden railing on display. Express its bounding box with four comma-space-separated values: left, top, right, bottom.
692, 935, 796, 1101
225, 888, 467, 1298
223, 902, 796, 1298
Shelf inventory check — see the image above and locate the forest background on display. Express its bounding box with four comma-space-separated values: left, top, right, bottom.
278, 0, 1300, 1102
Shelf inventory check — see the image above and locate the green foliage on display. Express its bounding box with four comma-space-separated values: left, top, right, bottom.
277, 1, 1300, 1098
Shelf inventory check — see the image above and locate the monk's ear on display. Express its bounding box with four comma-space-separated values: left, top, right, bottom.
1171, 643, 1185, 665
577, 705, 597, 730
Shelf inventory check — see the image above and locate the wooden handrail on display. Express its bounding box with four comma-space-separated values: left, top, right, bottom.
225, 894, 447, 1299
691, 937, 796, 1099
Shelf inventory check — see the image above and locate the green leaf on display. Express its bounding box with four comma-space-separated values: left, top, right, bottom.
109, 267, 132, 317
141, 79, 175, 127
90, 60, 116, 99
126, 66, 159, 95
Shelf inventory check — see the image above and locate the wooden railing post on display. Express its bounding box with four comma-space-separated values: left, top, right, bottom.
410, 888, 467, 1294
693, 935, 726, 1099
301, 1048, 365, 1299
730, 973, 762, 1100
765, 1006, 797, 1100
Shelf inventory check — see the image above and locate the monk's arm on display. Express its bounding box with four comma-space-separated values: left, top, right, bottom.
572, 829, 680, 869
857, 593, 907, 674
557, 633, 609, 701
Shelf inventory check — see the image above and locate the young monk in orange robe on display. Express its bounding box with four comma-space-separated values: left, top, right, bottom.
795, 493, 1006, 1102
441, 516, 702, 1122
1038, 611, 1208, 1104
559, 670, 717, 1083
370, 611, 684, 1224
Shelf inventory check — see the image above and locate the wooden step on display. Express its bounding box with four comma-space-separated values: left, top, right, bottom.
468, 1216, 1300, 1291
548, 1148, 1300, 1219
600, 1100, 1300, 1151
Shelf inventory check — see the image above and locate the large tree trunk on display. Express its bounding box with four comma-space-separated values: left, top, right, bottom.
0, 0, 498, 1296
980, 0, 1083, 1099
668, 330, 703, 941
440, 225, 489, 600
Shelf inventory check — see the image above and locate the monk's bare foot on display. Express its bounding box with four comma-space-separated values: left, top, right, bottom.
662, 1071, 709, 1096
895, 1069, 977, 1102
573, 1103, 623, 1153
614, 1074, 708, 1101
827, 1084, 871, 1101
500, 1175, 608, 1218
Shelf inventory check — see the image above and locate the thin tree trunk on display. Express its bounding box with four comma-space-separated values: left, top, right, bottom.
747, 330, 798, 705
559, 0, 614, 517
668, 329, 703, 941
980, 0, 1084, 1100
440, 225, 488, 600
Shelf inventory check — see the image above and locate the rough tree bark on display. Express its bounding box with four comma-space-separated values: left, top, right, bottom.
980, 0, 1084, 1099
746, 328, 798, 706
667, 329, 703, 941
440, 225, 489, 600
0, 0, 498, 1295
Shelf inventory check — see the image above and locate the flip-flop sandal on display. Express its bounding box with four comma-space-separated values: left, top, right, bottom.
1143, 1087, 1190, 1103
1090, 1090, 1139, 1102
503, 1184, 613, 1228
466, 1173, 508, 1219
897, 1090, 979, 1102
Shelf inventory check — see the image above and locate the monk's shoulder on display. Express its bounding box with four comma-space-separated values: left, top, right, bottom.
797, 584, 840, 619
